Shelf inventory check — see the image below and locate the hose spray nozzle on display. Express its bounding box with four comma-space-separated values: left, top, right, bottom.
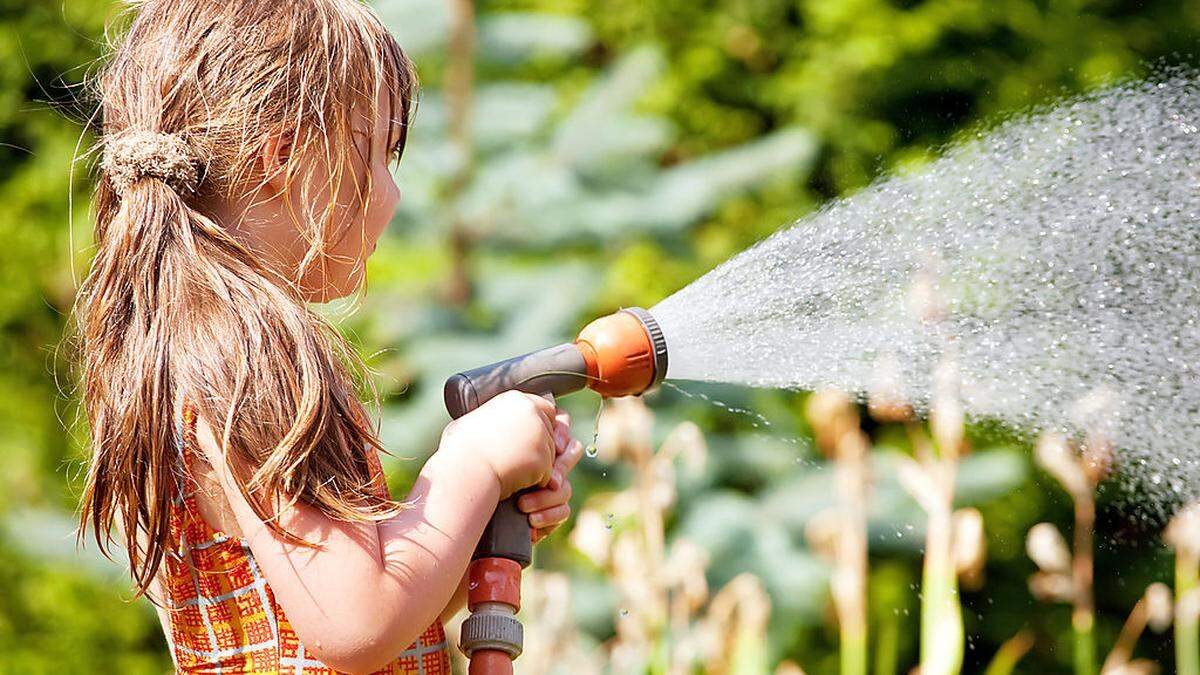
443, 307, 668, 419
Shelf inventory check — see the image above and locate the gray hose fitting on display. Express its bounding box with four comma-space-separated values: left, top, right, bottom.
459, 602, 523, 658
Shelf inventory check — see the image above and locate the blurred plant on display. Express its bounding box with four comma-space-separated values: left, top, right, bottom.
700, 573, 772, 674
893, 354, 980, 675
1165, 502, 1200, 675
1028, 394, 1114, 675
563, 396, 783, 673
365, 0, 819, 461
1099, 583, 1172, 675
1026, 513, 1172, 673
441, 0, 477, 304
774, 660, 808, 675
983, 631, 1036, 675
519, 570, 607, 674
804, 390, 869, 675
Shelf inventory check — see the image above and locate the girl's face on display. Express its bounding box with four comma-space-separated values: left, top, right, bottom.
287, 89, 403, 302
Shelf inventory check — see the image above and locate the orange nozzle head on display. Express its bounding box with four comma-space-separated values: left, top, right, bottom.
574, 308, 668, 398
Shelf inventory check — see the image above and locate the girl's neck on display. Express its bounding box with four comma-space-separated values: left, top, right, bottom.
201, 191, 309, 293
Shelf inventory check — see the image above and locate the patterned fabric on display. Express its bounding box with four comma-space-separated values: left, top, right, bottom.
160, 403, 453, 674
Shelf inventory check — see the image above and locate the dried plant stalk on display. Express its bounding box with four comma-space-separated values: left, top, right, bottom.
1032, 423, 1113, 675
983, 630, 1035, 675
1166, 503, 1200, 675
1101, 584, 1172, 674
806, 391, 869, 675
1072, 475, 1098, 675
895, 354, 969, 675
571, 397, 781, 673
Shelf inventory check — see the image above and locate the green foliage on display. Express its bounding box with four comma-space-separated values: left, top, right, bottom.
0, 2, 172, 670
0, 538, 165, 674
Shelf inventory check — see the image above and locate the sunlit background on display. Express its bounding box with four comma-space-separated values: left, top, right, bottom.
3, 0, 1200, 672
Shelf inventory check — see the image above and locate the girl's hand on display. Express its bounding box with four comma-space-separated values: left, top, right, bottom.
439, 390, 558, 500
518, 410, 583, 543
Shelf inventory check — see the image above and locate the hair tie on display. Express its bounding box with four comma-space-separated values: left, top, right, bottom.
101, 130, 201, 197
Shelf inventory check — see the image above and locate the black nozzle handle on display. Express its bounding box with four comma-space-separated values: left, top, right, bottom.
444, 343, 590, 565
475, 494, 534, 567
444, 342, 589, 419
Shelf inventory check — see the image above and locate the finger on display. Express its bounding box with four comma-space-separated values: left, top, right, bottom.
533, 401, 557, 443
528, 503, 571, 529
546, 439, 580, 490
522, 392, 558, 427
542, 429, 558, 486
518, 479, 572, 513
516, 394, 556, 482
553, 410, 571, 451
496, 390, 556, 440
546, 439, 583, 490
552, 408, 571, 444
553, 440, 584, 480
532, 526, 556, 544
528, 434, 555, 490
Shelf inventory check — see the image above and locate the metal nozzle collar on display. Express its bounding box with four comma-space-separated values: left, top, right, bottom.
621, 307, 669, 388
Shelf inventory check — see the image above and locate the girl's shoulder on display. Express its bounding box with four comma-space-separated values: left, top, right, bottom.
174, 401, 246, 540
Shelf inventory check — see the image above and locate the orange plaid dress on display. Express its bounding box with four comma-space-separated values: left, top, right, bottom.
160, 404, 453, 674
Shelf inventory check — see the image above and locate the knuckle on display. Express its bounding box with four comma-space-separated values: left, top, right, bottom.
500, 390, 527, 408
522, 398, 543, 418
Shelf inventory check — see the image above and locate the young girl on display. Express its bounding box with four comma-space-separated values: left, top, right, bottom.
76, 1, 582, 672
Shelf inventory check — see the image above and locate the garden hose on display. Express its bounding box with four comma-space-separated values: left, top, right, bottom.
444, 307, 668, 673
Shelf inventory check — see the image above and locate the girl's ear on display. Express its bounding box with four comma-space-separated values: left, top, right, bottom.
259, 129, 295, 194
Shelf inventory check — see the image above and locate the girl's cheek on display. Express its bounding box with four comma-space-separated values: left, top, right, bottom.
374, 164, 400, 228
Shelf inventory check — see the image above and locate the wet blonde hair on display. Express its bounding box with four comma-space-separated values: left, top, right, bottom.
76, 0, 418, 598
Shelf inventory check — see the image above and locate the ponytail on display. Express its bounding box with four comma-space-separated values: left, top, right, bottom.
76, 0, 418, 598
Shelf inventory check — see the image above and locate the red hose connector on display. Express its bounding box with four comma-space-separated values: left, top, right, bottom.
460, 558, 523, 674
467, 558, 522, 610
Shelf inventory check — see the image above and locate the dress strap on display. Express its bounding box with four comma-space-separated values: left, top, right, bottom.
170, 399, 206, 525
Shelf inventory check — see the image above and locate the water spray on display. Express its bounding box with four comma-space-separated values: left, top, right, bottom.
444, 307, 668, 674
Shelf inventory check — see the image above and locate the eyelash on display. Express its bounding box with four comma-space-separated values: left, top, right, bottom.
351, 129, 403, 164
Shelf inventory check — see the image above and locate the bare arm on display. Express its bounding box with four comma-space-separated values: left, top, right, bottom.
441, 570, 470, 623
189, 390, 566, 673
194, 415, 500, 674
